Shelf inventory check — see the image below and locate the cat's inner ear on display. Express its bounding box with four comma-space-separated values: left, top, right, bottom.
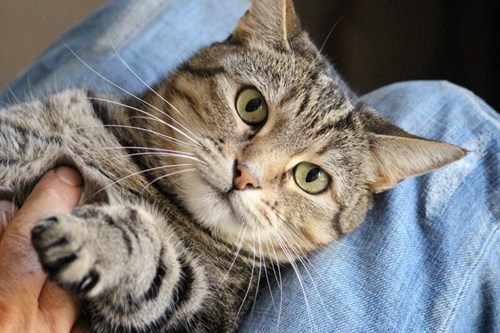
370, 134, 466, 193
232, 0, 301, 46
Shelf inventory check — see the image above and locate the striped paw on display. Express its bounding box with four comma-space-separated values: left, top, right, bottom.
31, 213, 102, 297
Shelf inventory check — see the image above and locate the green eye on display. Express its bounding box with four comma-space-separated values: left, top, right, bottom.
235, 88, 268, 126
293, 162, 330, 195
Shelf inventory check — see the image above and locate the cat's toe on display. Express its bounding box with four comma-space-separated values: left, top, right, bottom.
31, 216, 59, 243
31, 213, 99, 296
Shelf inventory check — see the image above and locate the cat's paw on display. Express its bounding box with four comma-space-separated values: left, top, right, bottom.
31, 212, 102, 297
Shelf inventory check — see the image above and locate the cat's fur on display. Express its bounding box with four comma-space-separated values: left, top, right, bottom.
0, 0, 465, 332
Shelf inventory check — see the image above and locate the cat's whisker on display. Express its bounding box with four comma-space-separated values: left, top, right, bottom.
270, 208, 317, 254
274, 227, 337, 331
270, 205, 336, 325
140, 168, 197, 193
234, 227, 258, 328
273, 234, 317, 332
89, 164, 193, 200
259, 236, 277, 313
108, 151, 204, 164
88, 145, 194, 156
222, 223, 247, 282
249, 227, 265, 317
65, 44, 202, 146
72, 124, 194, 149
88, 97, 202, 147
268, 242, 284, 332
112, 48, 188, 119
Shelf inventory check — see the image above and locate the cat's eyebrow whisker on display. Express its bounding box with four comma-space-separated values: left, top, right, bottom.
317, 17, 344, 60
65, 45, 202, 146
72, 124, 194, 149
88, 97, 201, 147
305, 17, 345, 77
140, 168, 197, 193
89, 164, 193, 200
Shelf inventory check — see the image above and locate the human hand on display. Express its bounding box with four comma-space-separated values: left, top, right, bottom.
0, 167, 84, 332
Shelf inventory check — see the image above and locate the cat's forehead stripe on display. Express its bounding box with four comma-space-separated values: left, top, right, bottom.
179, 64, 227, 79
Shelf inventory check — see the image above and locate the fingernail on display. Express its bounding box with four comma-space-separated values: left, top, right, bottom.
54, 166, 82, 186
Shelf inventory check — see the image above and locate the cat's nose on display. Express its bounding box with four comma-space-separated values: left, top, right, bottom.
234, 164, 260, 190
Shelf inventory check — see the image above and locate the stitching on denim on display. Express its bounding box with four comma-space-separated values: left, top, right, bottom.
438, 224, 499, 333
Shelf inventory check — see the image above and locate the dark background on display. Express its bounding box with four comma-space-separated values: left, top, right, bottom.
293, 0, 499, 111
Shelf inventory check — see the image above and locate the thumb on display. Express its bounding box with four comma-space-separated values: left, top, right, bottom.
0, 166, 82, 302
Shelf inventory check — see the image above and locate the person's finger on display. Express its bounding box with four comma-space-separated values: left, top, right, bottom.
0, 200, 15, 239
0, 166, 82, 303
39, 281, 81, 333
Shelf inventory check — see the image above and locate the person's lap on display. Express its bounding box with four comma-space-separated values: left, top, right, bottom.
1, 1, 498, 332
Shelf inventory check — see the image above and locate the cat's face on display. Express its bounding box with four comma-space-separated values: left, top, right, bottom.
145, 0, 464, 261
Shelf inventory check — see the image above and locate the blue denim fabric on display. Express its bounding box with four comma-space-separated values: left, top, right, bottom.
241, 82, 499, 333
1, 1, 498, 332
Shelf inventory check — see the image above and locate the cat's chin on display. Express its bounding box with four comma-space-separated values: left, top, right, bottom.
178, 174, 247, 237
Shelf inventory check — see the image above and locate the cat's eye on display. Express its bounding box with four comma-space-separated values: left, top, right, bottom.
293, 162, 330, 195
235, 88, 268, 126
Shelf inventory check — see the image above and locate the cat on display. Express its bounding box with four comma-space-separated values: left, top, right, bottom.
0, 0, 466, 332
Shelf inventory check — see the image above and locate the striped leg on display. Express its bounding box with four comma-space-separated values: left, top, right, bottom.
31, 204, 204, 332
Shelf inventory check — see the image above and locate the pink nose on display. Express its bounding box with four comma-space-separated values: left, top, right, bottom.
234, 164, 260, 190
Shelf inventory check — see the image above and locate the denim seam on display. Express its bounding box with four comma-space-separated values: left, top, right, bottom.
438, 223, 499, 333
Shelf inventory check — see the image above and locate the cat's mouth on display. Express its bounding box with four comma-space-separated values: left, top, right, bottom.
199, 175, 233, 203
198, 176, 266, 227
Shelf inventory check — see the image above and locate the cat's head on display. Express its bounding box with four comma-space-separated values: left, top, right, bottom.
146, 0, 465, 260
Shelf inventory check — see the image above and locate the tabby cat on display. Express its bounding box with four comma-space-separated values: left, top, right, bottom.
0, 0, 465, 332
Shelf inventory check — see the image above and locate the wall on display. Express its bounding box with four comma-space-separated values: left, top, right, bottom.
1, 0, 498, 109
0, 0, 105, 88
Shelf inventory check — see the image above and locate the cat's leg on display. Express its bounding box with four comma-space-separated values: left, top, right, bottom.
31, 203, 207, 331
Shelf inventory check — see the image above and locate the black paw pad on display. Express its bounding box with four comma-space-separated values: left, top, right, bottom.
78, 270, 100, 294
43, 253, 77, 276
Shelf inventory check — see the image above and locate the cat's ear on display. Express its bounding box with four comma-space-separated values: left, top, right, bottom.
231, 0, 301, 46
369, 134, 466, 193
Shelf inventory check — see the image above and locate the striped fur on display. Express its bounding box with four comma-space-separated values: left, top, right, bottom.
0, 0, 464, 332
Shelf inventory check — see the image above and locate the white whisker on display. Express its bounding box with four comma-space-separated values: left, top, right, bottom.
89, 164, 191, 200
234, 228, 257, 327
140, 168, 197, 193
112, 47, 185, 118
64, 44, 202, 146
84, 146, 194, 155
88, 97, 201, 146
72, 124, 193, 149
222, 224, 247, 281
274, 233, 317, 332
108, 151, 203, 164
